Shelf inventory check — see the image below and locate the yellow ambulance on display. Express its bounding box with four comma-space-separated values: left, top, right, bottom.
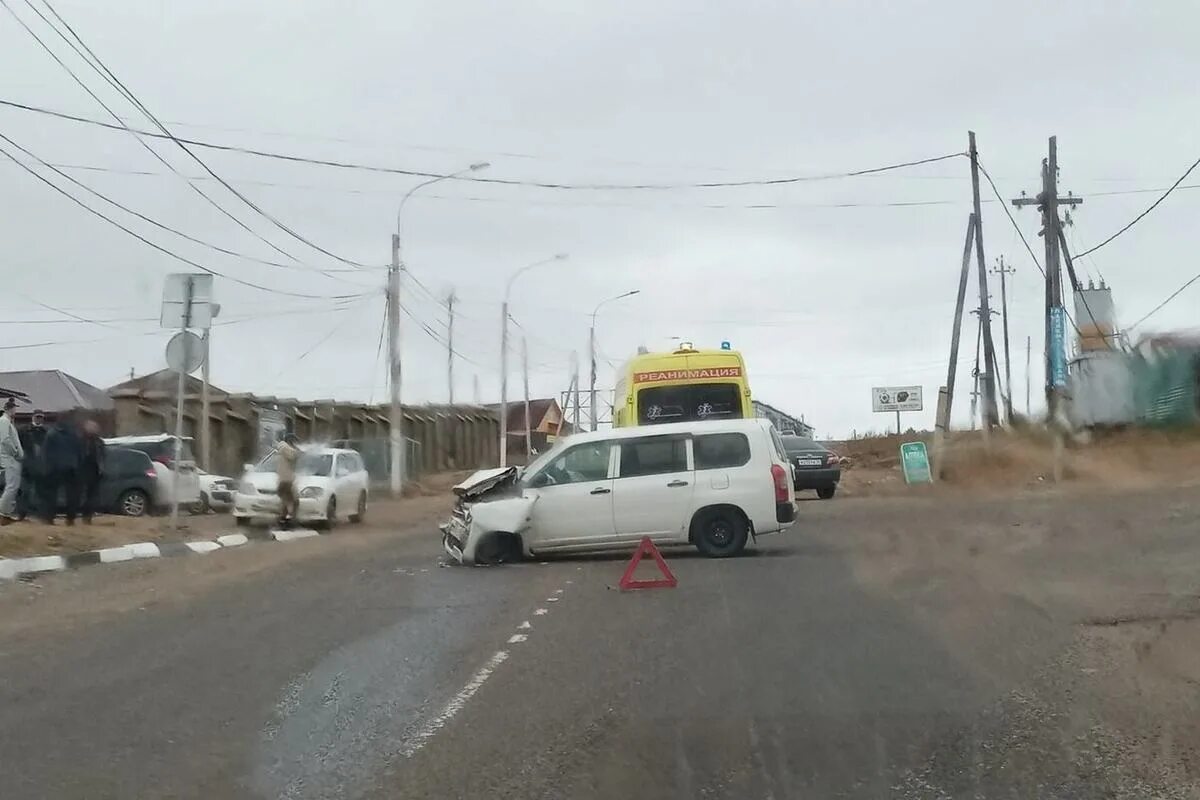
612, 342, 752, 428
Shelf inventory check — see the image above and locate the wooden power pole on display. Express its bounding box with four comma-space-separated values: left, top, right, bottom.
967, 132, 1000, 429
990, 256, 1016, 421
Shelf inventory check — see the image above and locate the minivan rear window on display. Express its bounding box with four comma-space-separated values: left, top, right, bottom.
694, 433, 751, 469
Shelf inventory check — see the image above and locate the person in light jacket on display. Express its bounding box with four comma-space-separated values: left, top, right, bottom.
0, 398, 24, 524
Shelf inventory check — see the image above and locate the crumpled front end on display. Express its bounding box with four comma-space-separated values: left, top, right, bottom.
441, 490, 536, 565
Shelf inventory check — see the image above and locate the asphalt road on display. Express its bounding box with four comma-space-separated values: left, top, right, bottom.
0, 493, 1175, 799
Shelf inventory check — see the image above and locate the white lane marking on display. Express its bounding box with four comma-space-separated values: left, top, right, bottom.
185, 541, 221, 554
517, 620, 532, 630
533, 608, 548, 616
546, 596, 559, 602
507, 633, 528, 644
217, 533, 248, 548
96, 546, 133, 563
565, 579, 574, 585
553, 588, 564, 595
401, 650, 510, 758
272, 529, 320, 542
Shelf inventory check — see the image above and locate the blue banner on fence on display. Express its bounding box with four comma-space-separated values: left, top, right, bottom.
1049, 306, 1067, 387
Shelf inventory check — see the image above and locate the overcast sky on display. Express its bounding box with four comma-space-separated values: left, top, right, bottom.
1, 1, 1197, 438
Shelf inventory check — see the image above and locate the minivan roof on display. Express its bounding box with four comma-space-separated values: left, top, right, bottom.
557, 417, 773, 447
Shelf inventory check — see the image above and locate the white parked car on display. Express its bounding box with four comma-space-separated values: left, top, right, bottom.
196, 470, 236, 512
442, 418, 796, 565
233, 446, 369, 527
104, 434, 202, 509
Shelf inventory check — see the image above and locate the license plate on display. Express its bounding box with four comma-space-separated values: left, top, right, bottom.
797, 459, 822, 467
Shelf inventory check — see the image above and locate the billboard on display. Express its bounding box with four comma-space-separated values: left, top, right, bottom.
872, 385, 923, 413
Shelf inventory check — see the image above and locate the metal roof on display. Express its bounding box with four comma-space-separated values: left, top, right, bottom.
0, 370, 113, 413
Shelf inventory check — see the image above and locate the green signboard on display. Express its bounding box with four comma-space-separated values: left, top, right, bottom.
900, 441, 933, 485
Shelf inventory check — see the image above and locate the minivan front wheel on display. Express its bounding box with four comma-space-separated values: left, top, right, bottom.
692, 507, 748, 558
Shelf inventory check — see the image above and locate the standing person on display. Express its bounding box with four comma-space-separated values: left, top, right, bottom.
275, 433, 300, 529
79, 419, 106, 524
42, 413, 82, 525
0, 398, 23, 525
16, 410, 47, 521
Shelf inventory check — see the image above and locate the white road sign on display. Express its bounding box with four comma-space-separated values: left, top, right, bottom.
160, 273, 215, 329
872, 385, 923, 413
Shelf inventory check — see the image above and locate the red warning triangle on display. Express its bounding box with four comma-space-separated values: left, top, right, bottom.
618, 537, 678, 590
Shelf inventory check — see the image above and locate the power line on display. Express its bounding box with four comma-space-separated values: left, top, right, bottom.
1074, 152, 1200, 258
25, 0, 374, 271
268, 298, 369, 381
0, 132, 380, 287
0, 0, 319, 269
1127, 271, 1200, 331
0, 139, 371, 301
0, 98, 966, 191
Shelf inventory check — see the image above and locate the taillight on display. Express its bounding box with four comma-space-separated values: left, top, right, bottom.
770, 463, 789, 503
151, 455, 175, 469
145, 469, 158, 479
826, 453, 839, 465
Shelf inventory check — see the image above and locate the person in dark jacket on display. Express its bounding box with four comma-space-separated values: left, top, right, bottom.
41, 414, 82, 525
16, 410, 47, 521
79, 419, 106, 523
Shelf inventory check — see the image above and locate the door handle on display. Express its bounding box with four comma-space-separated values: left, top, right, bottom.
590, 487, 611, 495
667, 480, 689, 488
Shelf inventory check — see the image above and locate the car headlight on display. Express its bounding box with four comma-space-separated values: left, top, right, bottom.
239, 481, 256, 495
299, 486, 323, 499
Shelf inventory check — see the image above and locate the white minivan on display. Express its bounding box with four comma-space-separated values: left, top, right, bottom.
442, 418, 797, 565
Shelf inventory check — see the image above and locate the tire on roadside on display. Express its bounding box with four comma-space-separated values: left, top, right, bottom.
117, 489, 149, 518
691, 506, 748, 558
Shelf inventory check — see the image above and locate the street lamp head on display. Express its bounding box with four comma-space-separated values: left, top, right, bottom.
553, 253, 569, 261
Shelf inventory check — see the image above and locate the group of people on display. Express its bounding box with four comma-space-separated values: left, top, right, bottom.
0, 399, 107, 526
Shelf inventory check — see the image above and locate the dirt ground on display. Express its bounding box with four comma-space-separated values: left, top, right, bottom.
809, 482, 1200, 796
0, 470, 471, 559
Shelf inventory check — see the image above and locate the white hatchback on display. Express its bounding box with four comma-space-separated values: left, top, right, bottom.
233, 446, 369, 527
442, 418, 797, 564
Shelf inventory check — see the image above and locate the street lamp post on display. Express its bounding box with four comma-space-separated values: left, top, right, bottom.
389, 162, 488, 497
499, 253, 568, 467
589, 290, 640, 431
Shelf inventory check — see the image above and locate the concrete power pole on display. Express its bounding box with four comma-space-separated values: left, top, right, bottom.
967, 131, 1000, 430
446, 289, 456, 405
1012, 136, 1082, 424
521, 334, 532, 460
990, 256, 1016, 421
1025, 336, 1032, 417
388, 234, 404, 496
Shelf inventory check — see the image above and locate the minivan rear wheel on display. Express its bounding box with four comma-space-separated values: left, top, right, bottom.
117, 489, 149, 517
692, 507, 748, 558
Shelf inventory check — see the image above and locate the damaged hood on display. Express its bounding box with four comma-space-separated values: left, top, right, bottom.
452, 467, 520, 500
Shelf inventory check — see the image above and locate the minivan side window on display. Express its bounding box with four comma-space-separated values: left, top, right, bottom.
533, 441, 612, 486
694, 433, 751, 470
618, 436, 688, 478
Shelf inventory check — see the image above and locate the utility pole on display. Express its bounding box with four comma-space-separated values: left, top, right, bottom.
990, 256, 1016, 421
1012, 135, 1082, 424
388, 234, 403, 496
446, 289, 456, 405
1025, 336, 1032, 417
521, 334, 532, 460
588, 325, 597, 432
473, 374, 480, 405
170, 277, 194, 532
967, 132, 1000, 429
569, 350, 581, 432
200, 328, 211, 471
